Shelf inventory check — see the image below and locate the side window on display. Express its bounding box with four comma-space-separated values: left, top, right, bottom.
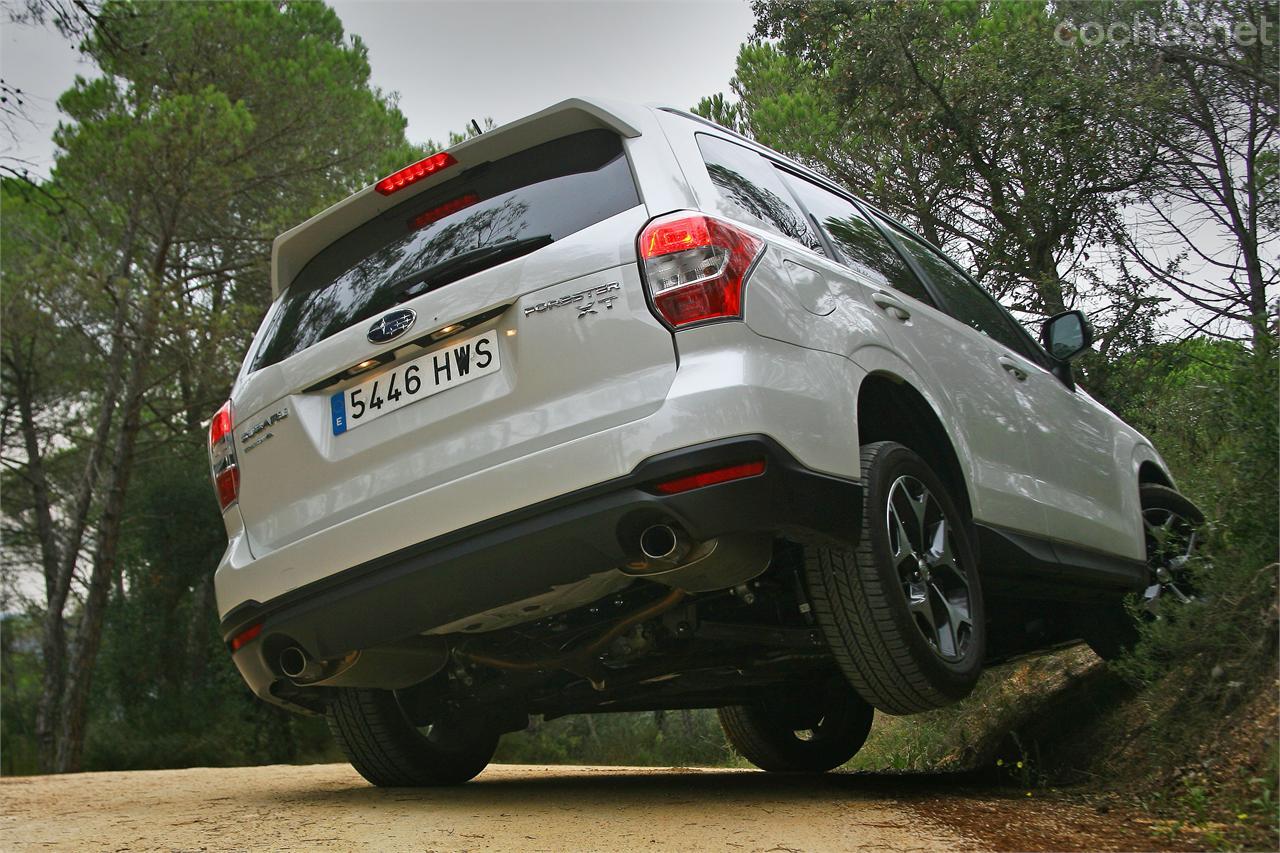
695, 134, 823, 254
777, 170, 934, 306
885, 222, 1039, 358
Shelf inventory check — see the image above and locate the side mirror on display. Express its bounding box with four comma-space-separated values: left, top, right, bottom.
1041, 310, 1094, 362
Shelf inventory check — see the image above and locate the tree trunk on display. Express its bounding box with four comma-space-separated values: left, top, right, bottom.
652, 709, 666, 733
584, 713, 601, 747
680, 708, 696, 740
184, 573, 215, 684
1027, 245, 1069, 318
29, 295, 131, 773
10, 368, 66, 774
53, 303, 157, 774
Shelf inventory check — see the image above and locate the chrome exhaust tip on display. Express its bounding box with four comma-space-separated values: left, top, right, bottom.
639, 524, 681, 562
278, 646, 325, 681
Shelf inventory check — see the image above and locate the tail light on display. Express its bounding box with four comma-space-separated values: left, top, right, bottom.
209, 400, 239, 512
638, 211, 764, 329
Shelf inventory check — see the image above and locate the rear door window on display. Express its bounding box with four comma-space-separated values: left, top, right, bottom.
695, 134, 823, 254
776, 170, 935, 306
250, 129, 640, 371
883, 222, 1043, 361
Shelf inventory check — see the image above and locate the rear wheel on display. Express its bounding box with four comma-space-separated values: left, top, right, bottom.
327, 688, 498, 787
719, 678, 874, 772
1085, 484, 1205, 661
805, 441, 985, 715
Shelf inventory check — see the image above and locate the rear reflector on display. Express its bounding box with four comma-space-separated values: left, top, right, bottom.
375, 151, 458, 196
214, 467, 240, 511
638, 211, 764, 328
653, 461, 767, 495
229, 622, 263, 652
208, 400, 239, 512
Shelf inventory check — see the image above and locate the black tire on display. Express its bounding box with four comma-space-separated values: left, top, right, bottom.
1085, 483, 1205, 661
327, 688, 498, 787
719, 678, 874, 773
805, 441, 985, 715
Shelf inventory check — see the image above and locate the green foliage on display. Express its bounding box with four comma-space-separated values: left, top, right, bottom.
1, 3, 524, 775
495, 711, 742, 768
0, 0, 426, 773
842, 648, 1113, 777
1109, 343, 1278, 691
1100, 335, 1277, 669
0, 614, 43, 775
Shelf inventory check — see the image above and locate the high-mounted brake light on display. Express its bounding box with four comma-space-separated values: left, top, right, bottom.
408, 193, 480, 230
375, 152, 458, 196
653, 461, 767, 495
209, 400, 239, 512
638, 212, 764, 328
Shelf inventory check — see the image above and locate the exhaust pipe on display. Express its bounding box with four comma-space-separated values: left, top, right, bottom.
278, 646, 327, 682
639, 524, 683, 563
279, 638, 450, 689
634, 523, 696, 573
627, 530, 773, 593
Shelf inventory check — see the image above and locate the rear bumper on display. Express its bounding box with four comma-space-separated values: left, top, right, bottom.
221, 434, 862, 711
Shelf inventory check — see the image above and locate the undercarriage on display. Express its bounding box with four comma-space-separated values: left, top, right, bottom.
299, 541, 1088, 734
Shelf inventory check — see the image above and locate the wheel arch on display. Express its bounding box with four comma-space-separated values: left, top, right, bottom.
1137, 460, 1175, 489
1132, 440, 1178, 492
854, 370, 974, 525
1126, 443, 1178, 558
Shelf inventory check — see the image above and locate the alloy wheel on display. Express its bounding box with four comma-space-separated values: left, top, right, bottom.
1141, 506, 1201, 612
884, 475, 974, 662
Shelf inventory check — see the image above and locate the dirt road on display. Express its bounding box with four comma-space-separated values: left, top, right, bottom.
2, 763, 975, 852
3, 762, 1195, 852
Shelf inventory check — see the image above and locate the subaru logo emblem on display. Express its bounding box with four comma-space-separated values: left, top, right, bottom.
367, 308, 416, 344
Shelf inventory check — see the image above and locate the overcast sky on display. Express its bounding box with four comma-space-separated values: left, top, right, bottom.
0, 0, 755, 176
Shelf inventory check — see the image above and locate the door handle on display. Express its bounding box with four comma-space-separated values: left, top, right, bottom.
871, 291, 911, 321
998, 358, 1028, 381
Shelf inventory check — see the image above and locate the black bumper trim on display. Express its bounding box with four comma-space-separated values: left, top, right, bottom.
221, 434, 862, 703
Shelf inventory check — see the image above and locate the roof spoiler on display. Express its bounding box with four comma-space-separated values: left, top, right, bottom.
269, 97, 645, 299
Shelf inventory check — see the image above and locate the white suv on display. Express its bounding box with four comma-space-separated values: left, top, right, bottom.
211, 98, 1202, 786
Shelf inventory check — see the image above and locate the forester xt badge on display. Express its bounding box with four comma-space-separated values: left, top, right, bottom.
367, 308, 417, 344
241, 407, 288, 453
524, 282, 620, 319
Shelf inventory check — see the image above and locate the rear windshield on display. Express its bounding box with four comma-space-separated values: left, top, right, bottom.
249, 129, 639, 371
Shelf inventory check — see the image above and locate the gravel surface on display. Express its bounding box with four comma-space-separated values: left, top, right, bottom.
0, 763, 974, 852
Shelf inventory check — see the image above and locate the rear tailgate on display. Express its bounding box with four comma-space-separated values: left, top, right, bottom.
231, 114, 676, 559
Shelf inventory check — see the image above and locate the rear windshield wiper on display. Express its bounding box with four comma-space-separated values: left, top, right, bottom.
389, 234, 555, 304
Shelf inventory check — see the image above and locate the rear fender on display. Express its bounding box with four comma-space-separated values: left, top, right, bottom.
849, 347, 979, 517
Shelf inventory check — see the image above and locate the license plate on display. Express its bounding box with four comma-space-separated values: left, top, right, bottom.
330, 331, 500, 435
